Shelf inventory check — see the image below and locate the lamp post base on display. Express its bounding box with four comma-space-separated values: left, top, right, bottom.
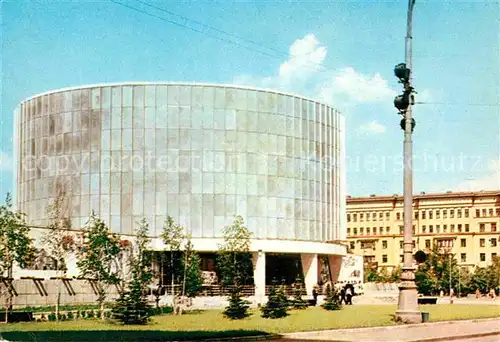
395, 280, 421, 324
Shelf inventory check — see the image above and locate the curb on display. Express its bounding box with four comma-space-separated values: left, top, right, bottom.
408, 331, 500, 342
177, 334, 280, 342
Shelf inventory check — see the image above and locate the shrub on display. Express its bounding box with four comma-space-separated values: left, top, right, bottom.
48, 313, 56, 321
87, 310, 95, 319
57, 313, 67, 321
261, 280, 289, 319
291, 276, 308, 310
322, 284, 342, 311
222, 286, 251, 320
67, 311, 74, 320
80, 311, 86, 319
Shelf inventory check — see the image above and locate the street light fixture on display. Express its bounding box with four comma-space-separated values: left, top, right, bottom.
394, 0, 421, 324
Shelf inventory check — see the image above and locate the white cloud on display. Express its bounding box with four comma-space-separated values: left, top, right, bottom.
233, 34, 396, 108
0, 151, 13, 171
358, 120, 387, 134
455, 159, 500, 191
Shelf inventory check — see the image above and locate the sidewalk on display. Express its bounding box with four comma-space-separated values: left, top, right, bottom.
281, 318, 500, 341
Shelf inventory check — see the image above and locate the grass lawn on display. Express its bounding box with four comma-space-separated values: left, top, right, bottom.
0, 305, 498, 341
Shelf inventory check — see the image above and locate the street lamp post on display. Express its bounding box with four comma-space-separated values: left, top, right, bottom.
394, 0, 421, 324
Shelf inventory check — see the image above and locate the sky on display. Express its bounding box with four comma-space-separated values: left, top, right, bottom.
1, 0, 499, 200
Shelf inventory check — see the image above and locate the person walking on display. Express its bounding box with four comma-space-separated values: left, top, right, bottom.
345, 285, 353, 305
340, 286, 346, 305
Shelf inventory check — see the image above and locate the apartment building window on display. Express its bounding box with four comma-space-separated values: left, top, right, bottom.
461, 253, 466, 262
360, 213, 364, 222
422, 211, 426, 219
489, 209, 493, 216
379, 212, 383, 220
422, 225, 427, 233
492, 223, 497, 232
366, 213, 370, 221
372, 212, 377, 221
415, 211, 419, 219
412, 241, 416, 248
412, 225, 416, 234
491, 238, 497, 247
367, 228, 371, 235
496, 208, 500, 216
451, 224, 455, 233
457, 209, 462, 218
386, 226, 390, 234
443, 224, 447, 232
480, 253, 486, 262
361, 241, 375, 249
382, 240, 388, 249
425, 239, 431, 248
443, 210, 448, 219
465, 209, 469, 218
429, 211, 433, 219
386, 212, 390, 220
436, 210, 441, 219
360, 228, 364, 235
450, 209, 455, 218
482, 209, 487, 217
347, 228, 351, 235
379, 227, 384, 235
353, 228, 358, 235
347, 214, 351, 222
480, 238, 485, 247
353, 214, 357, 222
465, 224, 470, 232
480, 223, 485, 233
382, 255, 388, 263
436, 225, 440, 233
458, 224, 462, 232
397, 212, 401, 220
476, 209, 480, 217
400, 241, 404, 249
399, 226, 404, 235
400, 255, 404, 263
429, 225, 434, 233
461, 238, 466, 247
350, 241, 355, 250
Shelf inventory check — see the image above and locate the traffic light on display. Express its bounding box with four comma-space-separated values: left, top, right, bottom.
394, 93, 410, 111
400, 118, 416, 132
394, 63, 411, 83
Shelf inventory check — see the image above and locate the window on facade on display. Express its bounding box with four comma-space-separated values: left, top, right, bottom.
436, 210, 441, 219
489, 209, 493, 216
480, 239, 485, 247
360, 213, 364, 222
382, 255, 388, 263
443, 224, 447, 232
422, 211, 426, 219
379, 227, 384, 235
353, 214, 357, 222
457, 209, 462, 218
422, 225, 427, 233
361, 241, 375, 249
492, 223, 497, 232
379, 212, 383, 220
386, 226, 390, 234
461, 239, 466, 247
353, 228, 357, 235
412, 241, 416, 248
450, 210, 454, 218
443, 210, 448, 219
399, 226, 404, 235
476, 209, 480, 217
347, 228, 351, 235
436, 225, 440, 233
491, 238, 497, 247
465, 224, 470, 232
458, 224, 462, 232
397, 212, 401, 220
461, 253, 466, 262
429, 211, 433, 219
350, 241, 355, 250
425, 239, 431, 248
372, 212, 377, 221
367, 228, 371, 235
496, 208, 500, 216
451, 224, 455, 232
480, 223, 485, 233
400, 255, 404, 263
429, 225, 434, 233
480, 253, 486, 262
482, 209, 487, 217
415, 211, 419, 219
360, 228, 364, 235
386, 212, 390, 220
382, 240, 387, 249
347, 214, 351, 222
437, 239, 454, 248
366, 213, 370, 221
412, 225, 415, 234
400, 241, 404, 249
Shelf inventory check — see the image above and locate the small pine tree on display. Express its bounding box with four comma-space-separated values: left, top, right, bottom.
322, 283, 341, 311
222, 286, 251, 320
261, 279, 289, 319
291, 276, 308, 310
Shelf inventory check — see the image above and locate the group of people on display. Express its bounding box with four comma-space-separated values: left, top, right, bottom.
335, 282, 355, 305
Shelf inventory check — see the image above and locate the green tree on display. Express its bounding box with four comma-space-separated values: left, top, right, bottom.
218, 216, 253, 319
390, 266, 402, 282
0, 193, 34, 323
160, 216, 184, 297
111, 219, 153, 325
77, 212, 121, 320
261, 279, 289, 318
291, 275, 308, 310
43, 195, 75, 321
322, 283, 341, 311
183, 238, 203, 299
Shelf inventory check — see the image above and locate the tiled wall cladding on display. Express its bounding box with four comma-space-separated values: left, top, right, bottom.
15, 84, 345, 242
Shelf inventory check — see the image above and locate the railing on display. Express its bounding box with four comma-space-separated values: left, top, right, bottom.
149, 285, 256, 297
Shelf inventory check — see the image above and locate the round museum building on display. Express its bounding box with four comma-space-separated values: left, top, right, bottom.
13, 83, 347, 297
